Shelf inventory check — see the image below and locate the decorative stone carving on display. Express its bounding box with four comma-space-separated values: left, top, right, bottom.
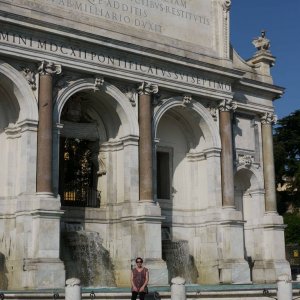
182, 94, 192, 106
21, 67, 37, 90
261, 112, 277, 125
218, 99, 237, 112
222, 0, 231, 13
237, 154, 253, 168
55, 73, 83, 91
94, 76, 104, 91
252, 30, 271, 52
98, 152, 107, 176
123, 87, 138, 107
137, 81, 159, 96
207, 105, 218, 121
38, 60, 62, 75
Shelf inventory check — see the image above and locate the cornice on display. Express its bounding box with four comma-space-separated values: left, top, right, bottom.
234, 78, 285, 100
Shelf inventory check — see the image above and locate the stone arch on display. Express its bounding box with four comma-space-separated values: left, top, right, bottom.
234, 166, 265, 220
0, 60, 38, 123
153, 96, 221, 150
52, 78, 139, 202
54, 78, 138, 138
0, 61, 38, 197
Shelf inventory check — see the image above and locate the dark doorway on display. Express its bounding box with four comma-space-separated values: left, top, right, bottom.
59, 137, 100, 207
157, 151, 171, 199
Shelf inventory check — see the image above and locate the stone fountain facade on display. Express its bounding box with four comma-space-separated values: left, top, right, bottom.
0, 0, 290, 289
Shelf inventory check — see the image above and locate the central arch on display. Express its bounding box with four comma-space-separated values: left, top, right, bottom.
153, 96, 221, 283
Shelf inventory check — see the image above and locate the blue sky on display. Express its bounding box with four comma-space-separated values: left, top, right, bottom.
230, 1, 300, 119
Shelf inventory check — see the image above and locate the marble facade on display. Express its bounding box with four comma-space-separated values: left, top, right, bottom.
0, 0, 290, 289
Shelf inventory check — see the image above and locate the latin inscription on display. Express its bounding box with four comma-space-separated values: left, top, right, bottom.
10, 0, 212, 47
0, 30, 231, 92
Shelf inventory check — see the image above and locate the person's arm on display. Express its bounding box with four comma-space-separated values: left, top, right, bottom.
130, 270, 138, 292
140, 269, 149, 292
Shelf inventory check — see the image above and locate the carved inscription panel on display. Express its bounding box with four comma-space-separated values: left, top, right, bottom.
1, 0, 214, 52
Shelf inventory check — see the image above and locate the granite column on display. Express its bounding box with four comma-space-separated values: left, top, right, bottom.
135, 82, 168, 285
261, 112, 277, 213
36, 61, 61, 194
137, 81, 158, 202
219, 99, 237, 208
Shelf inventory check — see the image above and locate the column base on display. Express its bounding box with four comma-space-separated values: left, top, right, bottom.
252, 259, 291, 283
219, 260, 251, 284
22, 258, 65, 289
198, 263, 220, 284
146, 258, 168, 286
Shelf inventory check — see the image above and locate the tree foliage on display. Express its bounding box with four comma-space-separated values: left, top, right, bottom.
274, 109, 300, 214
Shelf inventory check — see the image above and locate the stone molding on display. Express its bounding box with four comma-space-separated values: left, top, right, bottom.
218, 99, 237, 112
137, 81, 159, 96
260, 112, 277, 125
38, 60, 62, 76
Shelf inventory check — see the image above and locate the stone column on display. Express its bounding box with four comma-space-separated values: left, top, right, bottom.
134, 82, 168, 285
36, 61, 61, 194
261, 112, 277, 213
219, 99, 237, 207
137, 81, 158, 202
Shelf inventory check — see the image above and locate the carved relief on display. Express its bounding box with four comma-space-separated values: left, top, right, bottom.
222, 0, 231, 14
38, 60, 62, 75
221, 0, 231, 58
21, 67, 37, 90
218, 99, 237, 112
237, 154, 253, 168
182, 94, 192, 106
207, 105, 218, 121
261, 112, 277, 125
123, 87, 138, 107
94, 76, 104, 91
137, 81, 159, 96
98, 152, 107, 176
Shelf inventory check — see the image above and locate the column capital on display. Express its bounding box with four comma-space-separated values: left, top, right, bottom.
137, 81, 159, 96
261, 112, 277, 125
38, 60, 62, 76
218, 99, 237, 112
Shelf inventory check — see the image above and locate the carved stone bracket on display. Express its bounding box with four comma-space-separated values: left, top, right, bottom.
123, 87, 138, 107
207, 105, 218, 121
237, 154, 253, 168
94, 76, 104, 91
38, 60, 62, 76
182, 94, 192, 106
137, 81, 159, 96
218, 99, 237, 112
261, 112, 277, 125
21, 67, 37, 90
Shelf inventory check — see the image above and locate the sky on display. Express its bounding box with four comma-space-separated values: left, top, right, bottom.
230, 0, 300, 119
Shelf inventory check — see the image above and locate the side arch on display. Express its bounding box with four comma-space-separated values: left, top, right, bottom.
0, 61, 38, 123
153, 97, 221, 150
54, 78, 139, 137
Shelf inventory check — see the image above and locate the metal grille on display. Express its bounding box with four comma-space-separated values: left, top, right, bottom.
60, 138, 100, 207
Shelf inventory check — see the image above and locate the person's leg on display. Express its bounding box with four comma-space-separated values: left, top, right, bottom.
131, 291, 138, 300
139, 292, 146, 300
